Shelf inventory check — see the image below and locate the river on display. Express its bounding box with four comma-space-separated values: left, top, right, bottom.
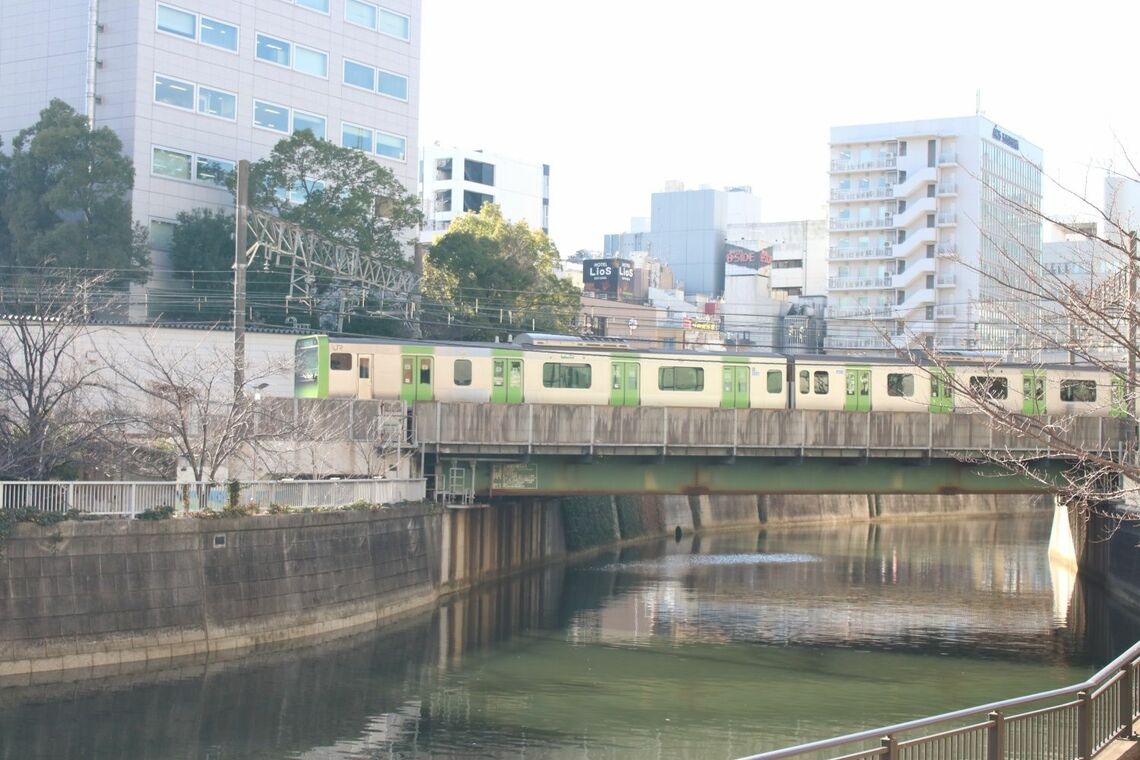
1, 514, 1137, 759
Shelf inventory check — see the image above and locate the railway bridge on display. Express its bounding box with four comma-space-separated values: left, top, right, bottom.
261, 398, 1136, 502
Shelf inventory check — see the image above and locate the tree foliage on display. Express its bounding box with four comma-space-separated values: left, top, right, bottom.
0, 100, 147, 284
151, 208, 235, 323
421, 204, 581, 340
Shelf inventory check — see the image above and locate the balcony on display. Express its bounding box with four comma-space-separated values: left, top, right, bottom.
827, 275, 893, 290
827, 306, 893, 320
937, 182, 958, 196
830, 187, 894, 202
936, 212, 958, 226
831, 155, 897, 172
934, 304, 959, 319
936, 242, 958, 257
828, 244, 894, 260
823, 334, 895, 350
938, 152, 957, 165
935, 273, 957, 287
829, 215, 894, 231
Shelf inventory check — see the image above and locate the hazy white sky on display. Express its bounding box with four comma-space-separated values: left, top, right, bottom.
420, 0, 1140, 255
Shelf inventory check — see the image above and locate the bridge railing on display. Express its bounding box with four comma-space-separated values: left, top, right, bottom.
0, 478, 426, 516
414, 403, 1134, 459
735, 640, 1140, 760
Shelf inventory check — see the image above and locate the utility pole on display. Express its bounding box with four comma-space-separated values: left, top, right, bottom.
233, 159, 250, 397
1130, 231, 1137, 422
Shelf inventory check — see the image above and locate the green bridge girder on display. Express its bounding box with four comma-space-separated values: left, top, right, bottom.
436, 456, 1074, 497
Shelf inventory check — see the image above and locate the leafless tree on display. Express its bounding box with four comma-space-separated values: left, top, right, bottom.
0, 275, 118, 480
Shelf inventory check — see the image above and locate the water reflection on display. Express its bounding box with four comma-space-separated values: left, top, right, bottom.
1, 515, 1138, 759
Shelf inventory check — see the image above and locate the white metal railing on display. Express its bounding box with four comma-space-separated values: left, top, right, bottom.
828, 276, 893, 290
936, 242, 958, 256
822, 335, 895, 349
827, 306, 894, 320
935, 274, 957, 286
939, 152, 957, 164
937, 182, 958, 194
937, 212, 958, 225
736, 640, 1140, 760
0, 478, 426, 517
828, 245, 894, 260
829, 215, 895, 231
934, 305, 959, 318
830, 187, 895, 201
831, 156, 897, 171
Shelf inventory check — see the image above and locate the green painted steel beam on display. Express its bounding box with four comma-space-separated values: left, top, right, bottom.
448, 456, 1072, 496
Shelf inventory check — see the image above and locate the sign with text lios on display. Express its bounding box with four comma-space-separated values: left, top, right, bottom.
583, 258, 634, 293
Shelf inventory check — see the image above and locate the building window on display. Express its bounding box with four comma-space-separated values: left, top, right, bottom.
152, 147, 192, 180
380, 8, 410, 39
154, 75, 195, 110
254, 100, 290, 132
294, 0, 329, 11
898, 141, 907, 157
199, 16, 238, 51
156, 4, 195, 39
766, 370, 782, 394
292, 110, 326, 139
375, 131, 406, 161
434, 190, 452, 212
255, 33, 291, 66
148, 219, 177, 251
343, 60, 375, 90
294, 45, 328, 77
377, 69, 408, 100
542, 363, 591, 389
436, 158, 452, 180
342, 123, 372, 152
887, 373, 914, 397
195, 155, 235, 186
658, 366, 704, 391
197, 86, 236, 120
464, 159, 495, 186
453, 359, 472, 386
463, 190, 494, 212
345, 0, 378, 29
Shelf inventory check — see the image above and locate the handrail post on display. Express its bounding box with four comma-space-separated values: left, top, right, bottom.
1078, 689, 1092, 760
1121, 664, 1136, 739
880, 734, 897, 760
987, 710, 1004, 760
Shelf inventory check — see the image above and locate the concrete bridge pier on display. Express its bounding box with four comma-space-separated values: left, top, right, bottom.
439, 499, 565, 592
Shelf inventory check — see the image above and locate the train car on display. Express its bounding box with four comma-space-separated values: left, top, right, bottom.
294, 334, 1122, 417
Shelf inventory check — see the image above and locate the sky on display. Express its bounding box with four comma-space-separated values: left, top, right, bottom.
420, 0, 1140, 256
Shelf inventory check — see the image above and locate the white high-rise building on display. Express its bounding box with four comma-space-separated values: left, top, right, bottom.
825, 116, 1042, 353
420, 145, 549, 238
0, 0, 421, 274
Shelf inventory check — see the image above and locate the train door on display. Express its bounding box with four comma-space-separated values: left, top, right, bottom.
929, 369, 953, 413
1112, 375, 1128, 418
844, 366, 871, 411
720, 365, 750, 409
492, 358, 524, 404
1022, 370, 1045, 415
400, 354, 434, 402
356, 355, 373, 400
610, 361, 640, 406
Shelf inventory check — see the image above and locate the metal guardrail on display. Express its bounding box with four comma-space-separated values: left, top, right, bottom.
736, 640, 1140, 760
0, 478, 426, 516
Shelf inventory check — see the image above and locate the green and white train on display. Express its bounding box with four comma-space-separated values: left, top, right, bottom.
294, 334, 1124, 417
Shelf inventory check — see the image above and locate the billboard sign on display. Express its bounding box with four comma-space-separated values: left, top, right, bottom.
583, 258, 634, 293
724, 244, 773, 271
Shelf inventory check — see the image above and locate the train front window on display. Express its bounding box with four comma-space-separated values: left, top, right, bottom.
294, 339, 319, 389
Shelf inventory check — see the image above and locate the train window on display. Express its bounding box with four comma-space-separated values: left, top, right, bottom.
1060, 379, 1097, 402
542, 362, 591, 389
814, 371, 830, 394
358, 357, 370, 379
887, 373, 914, 397
969, 375, 1008, 399
454, 359, 472, 386
659, 366, 704, 391
330, 352, 352, 371
402, 359, 413, 384
799, 370, 810, 394
766, 370, 782, 393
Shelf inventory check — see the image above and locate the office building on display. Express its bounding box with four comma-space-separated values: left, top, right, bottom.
0, 0, 421, 274
419, 144, 549, 238
825, 115, 1042, 353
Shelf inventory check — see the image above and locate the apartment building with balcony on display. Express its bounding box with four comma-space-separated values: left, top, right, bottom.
419, 144, 549, 239
0, 0, 421, 277
825, 115, 1042, 353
